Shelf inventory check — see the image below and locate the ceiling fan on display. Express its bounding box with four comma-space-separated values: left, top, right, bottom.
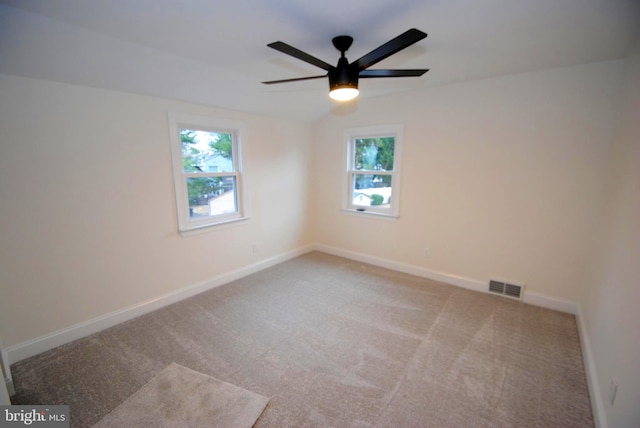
262, 28, 429, 101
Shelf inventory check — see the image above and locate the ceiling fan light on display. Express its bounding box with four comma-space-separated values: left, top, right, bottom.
329, 86, 359, 101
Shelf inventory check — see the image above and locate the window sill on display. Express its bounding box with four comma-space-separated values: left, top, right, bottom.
341, 208, 399, 221
178, 216, 250, 237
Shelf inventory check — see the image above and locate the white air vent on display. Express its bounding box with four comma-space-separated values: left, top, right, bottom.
488, 279, 524, 300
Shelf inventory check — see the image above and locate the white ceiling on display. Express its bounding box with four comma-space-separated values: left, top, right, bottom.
1, 0, 639, 122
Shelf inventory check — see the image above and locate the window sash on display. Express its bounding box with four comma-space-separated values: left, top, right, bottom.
351, 136, 396, 172
348, 172, 395, 212
180, 128, 237, 174
185, 175, 238, 223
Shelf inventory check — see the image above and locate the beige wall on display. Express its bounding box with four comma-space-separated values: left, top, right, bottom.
0, 74, 314, 347
1, 53, 637, 426
583, 44, 640, 428
312, 61, 621, 301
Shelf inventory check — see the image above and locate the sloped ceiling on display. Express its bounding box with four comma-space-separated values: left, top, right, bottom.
1, 0, 639, 122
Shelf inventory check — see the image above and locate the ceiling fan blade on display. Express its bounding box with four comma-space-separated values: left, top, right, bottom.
353, 29, 427, 71
359, 69, 429, 78
267, 41, 334, 72
262, 75, 327, 85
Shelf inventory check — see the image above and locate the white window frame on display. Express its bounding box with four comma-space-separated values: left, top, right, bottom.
342, 124, 403, 218
168, 112, 247, 235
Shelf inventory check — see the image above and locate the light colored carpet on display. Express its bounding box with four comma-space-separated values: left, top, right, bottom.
92, 362, 269, 428
10, 251, 593, 427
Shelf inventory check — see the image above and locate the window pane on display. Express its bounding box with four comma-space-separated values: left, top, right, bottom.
352, 174, 392, 208
187, 176, 237, 220
180, 129, 234, 173
354, 137, 394, 171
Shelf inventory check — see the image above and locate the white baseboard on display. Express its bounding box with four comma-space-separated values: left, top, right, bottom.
575, 304, 607, 428
0, 337, 14, 402
313, 244, 578, 314
6, 242, 580, 364
523, 291, 578, 314
6, 244, 315, 365
312, 244, 487, 293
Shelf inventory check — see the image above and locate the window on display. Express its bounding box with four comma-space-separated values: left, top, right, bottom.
343, 125, 403, 218
168, 113, 246, 234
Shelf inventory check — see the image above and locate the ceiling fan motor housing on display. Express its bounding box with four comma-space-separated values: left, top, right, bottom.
329, 57, 359, 91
